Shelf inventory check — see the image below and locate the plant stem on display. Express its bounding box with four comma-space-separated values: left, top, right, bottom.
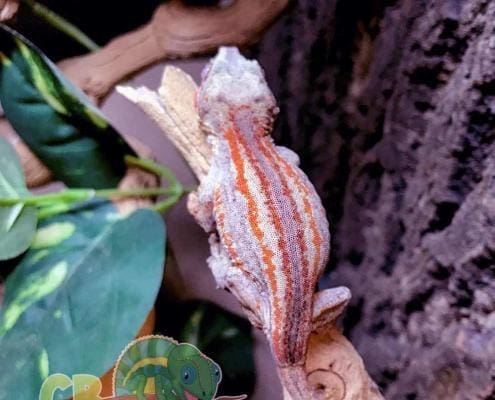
22, 0, 99, 52
37, 202, 71, 220
152, 193, 182, 213
96, 187, 172, 198
0, 187, 171, 207
1, 157, 186, 215
125, 156, 183, 194
126, 156, 187, 212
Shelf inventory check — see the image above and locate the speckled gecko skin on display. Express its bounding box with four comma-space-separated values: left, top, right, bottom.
189, 47, 351, 399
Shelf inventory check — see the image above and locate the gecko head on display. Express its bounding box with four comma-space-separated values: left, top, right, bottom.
169, 343, 222, 400
198, 46, 278, 136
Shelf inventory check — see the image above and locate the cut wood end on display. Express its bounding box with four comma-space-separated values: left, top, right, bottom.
158, 66, 200, 122
305, 326, 384, 400
160, 65, 199, 97
115, 85, 140, 103
116, 85, 161, 108
117, 67, 211, 180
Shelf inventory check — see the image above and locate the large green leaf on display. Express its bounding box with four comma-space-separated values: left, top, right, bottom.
0, 202, 166, 399
0, 24, 135, 188
157, 301, 255, 397
0, 137, 37, 261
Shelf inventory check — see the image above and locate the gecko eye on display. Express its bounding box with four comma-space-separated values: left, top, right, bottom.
181, 365, 197, 385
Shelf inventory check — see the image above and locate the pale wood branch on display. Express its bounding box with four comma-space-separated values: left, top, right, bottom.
116, 66, 211, 180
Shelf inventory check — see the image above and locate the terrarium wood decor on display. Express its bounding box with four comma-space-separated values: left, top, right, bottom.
59, 0, 291, 102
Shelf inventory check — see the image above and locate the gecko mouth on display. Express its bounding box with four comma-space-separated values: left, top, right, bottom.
184, 390, 199, 400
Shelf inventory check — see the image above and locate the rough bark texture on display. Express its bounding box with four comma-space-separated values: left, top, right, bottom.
257, 0, 495, 399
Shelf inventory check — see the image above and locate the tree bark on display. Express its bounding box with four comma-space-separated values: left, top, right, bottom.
257, 0, 495, 399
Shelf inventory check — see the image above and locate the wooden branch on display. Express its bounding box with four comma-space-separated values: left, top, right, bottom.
0, 118, 52, 188
60, 0, 289, 101
0, 0, 19, 21
118, 66, 383, 400
304, 326, 382, 400
116, 66, 211, 180
60, 24, 163, 103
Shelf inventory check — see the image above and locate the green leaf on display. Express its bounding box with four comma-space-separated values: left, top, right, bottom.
0, 24, 135, 188
0, 202, 166, 399
157, 301, 255, 397
0, 137, 37, 261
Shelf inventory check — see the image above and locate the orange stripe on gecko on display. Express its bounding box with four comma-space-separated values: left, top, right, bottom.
224, 127, 284, 354
268, 145, 325, 276
257, 137, 310, 278
236, 133, 293, 279
214, 188, 246, 270
237, 130, 309, 362
256, 136, 312, 363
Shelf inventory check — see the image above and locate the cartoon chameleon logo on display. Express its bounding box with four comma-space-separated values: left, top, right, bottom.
112, 335, 246, 400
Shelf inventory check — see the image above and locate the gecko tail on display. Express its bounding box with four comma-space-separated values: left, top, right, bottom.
278, 364, 318, 400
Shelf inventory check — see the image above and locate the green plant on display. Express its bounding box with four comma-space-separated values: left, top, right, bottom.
0, 19, 254, 399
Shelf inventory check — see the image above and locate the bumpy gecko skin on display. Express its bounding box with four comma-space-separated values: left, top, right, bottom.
189, 47, 351, 399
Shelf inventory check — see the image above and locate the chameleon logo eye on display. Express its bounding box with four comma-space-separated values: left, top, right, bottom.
212, 365, 222, 383
180, 364, 197, 385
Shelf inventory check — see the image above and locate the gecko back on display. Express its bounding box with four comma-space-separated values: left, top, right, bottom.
197, 48, 331, 369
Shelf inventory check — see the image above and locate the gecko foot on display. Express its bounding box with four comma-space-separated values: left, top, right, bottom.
311, 286, 351, 331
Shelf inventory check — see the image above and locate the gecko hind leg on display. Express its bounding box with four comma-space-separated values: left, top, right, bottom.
207, 234, 265, 329
311, 286, 351, 331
